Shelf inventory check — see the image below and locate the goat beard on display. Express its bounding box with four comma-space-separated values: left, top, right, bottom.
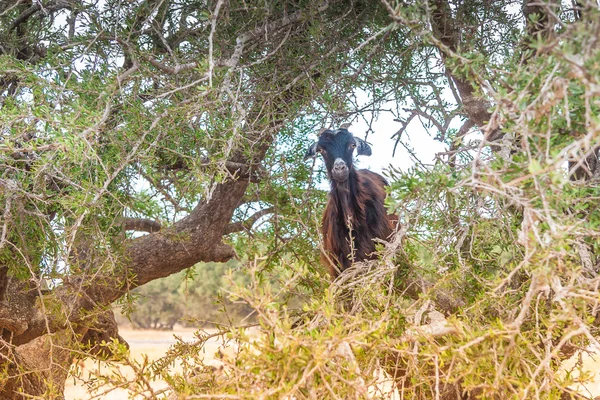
330, 180, 355, 224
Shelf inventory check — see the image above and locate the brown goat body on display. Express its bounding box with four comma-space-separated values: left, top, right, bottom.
305, 128, 397, 279
321, 169, 396, 278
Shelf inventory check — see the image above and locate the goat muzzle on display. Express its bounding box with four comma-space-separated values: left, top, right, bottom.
332, 158, 349, 182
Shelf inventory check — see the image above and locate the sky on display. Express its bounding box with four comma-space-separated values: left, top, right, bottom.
351, 112, 448, 176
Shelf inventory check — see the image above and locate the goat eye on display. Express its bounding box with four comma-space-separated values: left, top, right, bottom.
317, 148, 325, 154
350, 143, 356, 149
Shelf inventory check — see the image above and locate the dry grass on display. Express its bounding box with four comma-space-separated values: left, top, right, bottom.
63, 327, 600, 399
64, 328, 223, 400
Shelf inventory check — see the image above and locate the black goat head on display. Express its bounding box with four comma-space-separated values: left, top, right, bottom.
304, 127, 372, 182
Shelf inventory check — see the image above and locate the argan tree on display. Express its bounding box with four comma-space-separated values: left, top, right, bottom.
1, 0, 599, 398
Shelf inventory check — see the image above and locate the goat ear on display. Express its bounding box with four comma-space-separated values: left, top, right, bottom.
354, 137, 372, 156
304, 142, 318, 161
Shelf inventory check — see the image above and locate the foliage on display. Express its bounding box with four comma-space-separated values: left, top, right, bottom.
2, 0, 600, 399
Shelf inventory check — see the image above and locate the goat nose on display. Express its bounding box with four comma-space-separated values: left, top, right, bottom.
333, 159, 347, 171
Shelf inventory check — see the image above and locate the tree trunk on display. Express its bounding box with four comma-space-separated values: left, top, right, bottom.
1, 335, 73, 399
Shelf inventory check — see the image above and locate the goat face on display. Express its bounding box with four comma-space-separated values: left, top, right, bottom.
304, 128, 372, 183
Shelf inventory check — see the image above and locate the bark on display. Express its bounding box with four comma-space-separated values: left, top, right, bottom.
1, 335, 73, 399
122, 218, 162, 233
0, 265, 8, 302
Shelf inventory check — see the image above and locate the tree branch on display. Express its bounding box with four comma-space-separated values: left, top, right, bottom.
427, 0, 500, 141
154, 153, 267, 183
139, 170, 191, 214
224, 207, 275, 235
142, 3, 330, 78
12, 176, 248, 346
9, 3, 42, 31
10, 0, 77, 31
145, 57, 200, 75
122, 218, 162, 233
521, 0, 561, 62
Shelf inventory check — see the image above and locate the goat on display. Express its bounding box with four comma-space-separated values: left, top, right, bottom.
305, 127, 397, 279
